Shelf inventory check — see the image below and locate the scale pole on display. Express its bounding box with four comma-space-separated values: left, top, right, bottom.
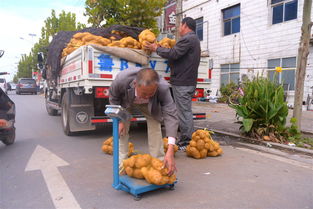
112, 117, 120, 189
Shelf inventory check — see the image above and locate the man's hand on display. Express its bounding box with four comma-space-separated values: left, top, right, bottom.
163, 144, 177, 176
144, 42, 158, 52
119, 122, 126, 136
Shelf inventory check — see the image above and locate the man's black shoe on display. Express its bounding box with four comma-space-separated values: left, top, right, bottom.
177, 140, 189, 151
178, 145, 187, 151
176, 140, 189, 147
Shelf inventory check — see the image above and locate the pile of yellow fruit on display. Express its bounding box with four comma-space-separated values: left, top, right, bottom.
108, 36, 141, 49
62, 32, 111, 57
138, 29, 156, 46
101, 137, 134, 157
163, 137, 178, 154
62, 29, 177, 57
186, 130, 223, 159
158, 37, 176, 48
123, 154, 176, 185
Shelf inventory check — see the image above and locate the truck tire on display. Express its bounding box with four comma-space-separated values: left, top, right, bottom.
61, 92, 73, 136
2, 128, 15, 145
45, 96, 58, 116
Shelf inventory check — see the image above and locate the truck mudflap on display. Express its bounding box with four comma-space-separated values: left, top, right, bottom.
61, 89, 96, 135
91, 113, 206, 125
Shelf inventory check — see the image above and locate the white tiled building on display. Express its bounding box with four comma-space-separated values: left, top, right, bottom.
180, 0, 313, 107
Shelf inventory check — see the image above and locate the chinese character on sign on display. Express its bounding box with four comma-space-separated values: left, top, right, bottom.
168, 11, 176, 25
98, 54, 114, 72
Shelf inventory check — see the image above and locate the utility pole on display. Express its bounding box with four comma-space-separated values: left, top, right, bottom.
293, 0, 312, 130
175, 0, 182, 40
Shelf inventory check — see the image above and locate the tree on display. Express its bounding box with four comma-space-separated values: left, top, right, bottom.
16, 10, 86, 80
84, 0, 166, 32
13, 75, 18, 83
42, 10, 86, 42
293, 0, 312, 130
17, 54, 32, 78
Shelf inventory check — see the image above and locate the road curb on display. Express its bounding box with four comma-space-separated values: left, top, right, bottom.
195, 126, 313, 157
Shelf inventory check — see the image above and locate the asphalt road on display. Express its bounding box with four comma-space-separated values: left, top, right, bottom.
1, 91, 312, 209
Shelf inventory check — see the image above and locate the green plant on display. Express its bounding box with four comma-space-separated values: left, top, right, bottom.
282, 118, 313, 149
285, 118, 301, 140
230, 75, 289, 142
218, 82, 239, 103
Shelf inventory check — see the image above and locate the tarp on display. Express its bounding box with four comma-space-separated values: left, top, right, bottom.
45, 25, 144, 80
88, 44, 149, 65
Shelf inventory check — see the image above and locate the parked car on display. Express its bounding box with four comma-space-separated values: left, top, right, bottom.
0, 87, 15, 145
16, 78, 37, 95
7, 82, 16, 91
0, 78, 7, 94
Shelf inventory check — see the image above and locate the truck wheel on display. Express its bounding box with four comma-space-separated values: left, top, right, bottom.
45, 96, 58, 116
61, 92, 73, 136
2, 128, 15, 145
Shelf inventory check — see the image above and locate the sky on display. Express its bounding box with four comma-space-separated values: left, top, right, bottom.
0, 0, 89, 81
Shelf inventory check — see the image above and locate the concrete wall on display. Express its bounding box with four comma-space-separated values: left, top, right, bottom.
182, 0, 313, 106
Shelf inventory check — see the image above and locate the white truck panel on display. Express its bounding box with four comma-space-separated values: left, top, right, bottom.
58, 45, 211, 93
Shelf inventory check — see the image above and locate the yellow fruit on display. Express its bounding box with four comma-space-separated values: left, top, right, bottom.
158, 37, 176, 48
123, 154, 177, 185
125, 167, 134, 176
190, 140, 197, 147
187, 129, 223, 159
189, 147, 201, 159
102, 137, 134, 156
196, 139, 205, 150
133, 168, 144, 179
207, 151, 218, 157
200, 149, 208, 158
212, 141, 220, 150
216, 148, 223, 155
135, 154, 151, 168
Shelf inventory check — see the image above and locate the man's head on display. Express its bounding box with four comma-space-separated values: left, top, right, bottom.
179, 17, 196, 36
134, 68, 159, 99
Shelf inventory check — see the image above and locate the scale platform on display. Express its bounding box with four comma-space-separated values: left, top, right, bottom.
117, 175, 175, 199
105, 105, 177, 200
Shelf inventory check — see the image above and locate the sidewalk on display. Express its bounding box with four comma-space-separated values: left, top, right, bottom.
192, 102, 313, 135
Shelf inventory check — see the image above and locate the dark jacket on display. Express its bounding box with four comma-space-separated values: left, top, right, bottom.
156, 31, 201, 86
109, 67, 179, 138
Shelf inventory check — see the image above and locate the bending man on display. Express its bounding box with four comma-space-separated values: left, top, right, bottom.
109, 68, 178, 175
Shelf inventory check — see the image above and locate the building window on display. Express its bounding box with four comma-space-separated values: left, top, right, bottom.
195, 17, 203, 41
220, 63, 240, 86
267, 57, 296, 90
271, 0, 298, 24
222, 4, 240, 36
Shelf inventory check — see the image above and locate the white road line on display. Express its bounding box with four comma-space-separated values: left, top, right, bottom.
25, 145, 82, 209
236, 147, 313, 171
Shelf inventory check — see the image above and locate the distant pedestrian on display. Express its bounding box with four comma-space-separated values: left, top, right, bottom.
144, 17, 201, 150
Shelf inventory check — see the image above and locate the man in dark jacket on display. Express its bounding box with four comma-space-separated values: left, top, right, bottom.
145, 17, 201, 149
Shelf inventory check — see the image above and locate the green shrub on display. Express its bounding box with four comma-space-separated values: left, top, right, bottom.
282, 118, 313, 149
218, 82, 239, 103
230, 76, 289, 142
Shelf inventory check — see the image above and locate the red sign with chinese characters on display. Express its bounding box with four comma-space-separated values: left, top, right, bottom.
165, 3, 176, 31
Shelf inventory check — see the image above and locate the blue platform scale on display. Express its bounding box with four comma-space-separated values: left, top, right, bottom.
105, 105, 176, 200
